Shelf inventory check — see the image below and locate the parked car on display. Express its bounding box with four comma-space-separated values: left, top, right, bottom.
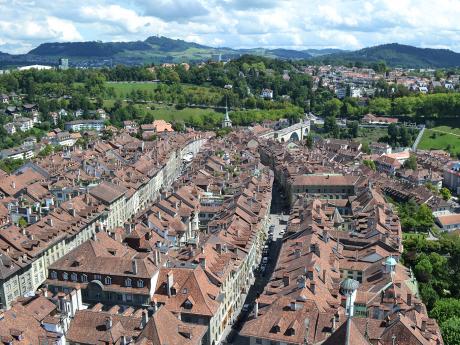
262, 257, 269, 264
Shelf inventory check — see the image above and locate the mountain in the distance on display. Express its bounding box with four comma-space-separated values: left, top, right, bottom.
22, 36, 313, 65
304, 48, 347, 57
317, 43, 460, 68
1, 37, 460, 68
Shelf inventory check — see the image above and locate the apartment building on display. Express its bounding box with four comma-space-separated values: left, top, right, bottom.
64, 119, 105, 132
0, 132, 208, 310
46, 232, 160, 307
289, 174, 359, 201
240, 193, 442, 345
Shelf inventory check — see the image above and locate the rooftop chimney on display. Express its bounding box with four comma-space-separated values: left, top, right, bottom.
132, 260, 138, 275
167, 271, 174, 296
199, 257, 206, 270
105, 316, 113, 330
290, 301, 299, 311
283, 274, 290, 287
310, 281, 316, 294
47, 218, 53, 227
141, 310, 149, 329
254, 299, 259, 318
154, 250, 160, 266
297, 276, 306, 289
407, 292, 412, 306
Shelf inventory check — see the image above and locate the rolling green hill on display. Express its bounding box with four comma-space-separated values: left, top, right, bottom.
1, 37, 460, 68
314, 43, 460, 68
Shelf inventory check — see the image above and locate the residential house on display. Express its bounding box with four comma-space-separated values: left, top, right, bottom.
436, 213, 460, 232
65, 119, 105, 132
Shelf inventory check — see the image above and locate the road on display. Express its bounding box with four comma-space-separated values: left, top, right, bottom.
412, 125, 426, 151
220, 213, 289, 345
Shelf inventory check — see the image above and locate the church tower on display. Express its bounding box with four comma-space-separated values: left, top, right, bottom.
221, 97, 232, 128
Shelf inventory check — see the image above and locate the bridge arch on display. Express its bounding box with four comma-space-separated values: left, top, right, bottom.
289, 131, 300, 142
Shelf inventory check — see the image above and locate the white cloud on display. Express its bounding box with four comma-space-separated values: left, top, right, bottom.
1, 0, 460, 53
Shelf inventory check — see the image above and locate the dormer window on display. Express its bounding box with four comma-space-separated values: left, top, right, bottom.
105, 276, 112, 285
62, 272, 68, 280
94, 274, 101, 281
71, 273, 78, 282
137, 280, 144, 288
183, 299, 193, 309
270, 325, 280, 333
286, 328, 296, 336
51, 271, 57, 279
125, 278, 132, 287
81, 274, 88, 283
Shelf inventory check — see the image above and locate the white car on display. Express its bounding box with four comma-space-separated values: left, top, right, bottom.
262, 257, 269, 264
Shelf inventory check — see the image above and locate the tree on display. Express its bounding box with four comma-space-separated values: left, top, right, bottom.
416, 204, 434, 232
305, 134, 314, 148
38, 144, 53, 157
361, 142, 371, 154
415, 256, 433, 282
172, 120, 186, 132
403, 155, 417, 170
347, 120, 359, 138
419, 283, 438, 309
322, 98, 342, 117
363, 160, 376, 171
369, 97, 391, 115
440, 317, 460, 345
324, 116, 339, 137
440, 187, 452, 201
18, 217, 28, 228
431, 299, 460, 324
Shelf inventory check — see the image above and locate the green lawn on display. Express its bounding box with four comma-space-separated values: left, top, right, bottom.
311, 126, 388, 145
105, 82, 221, 100
148, 105, 221, 122
357, 127, 388, 145
106, 82, 159, 98
418, 125, 460, 155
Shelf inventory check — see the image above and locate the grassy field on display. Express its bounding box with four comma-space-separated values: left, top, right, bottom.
107, 82, 158, 98
148, 105, 221, 122
101, 81, 226, 123
105, 81, 221, 100
418, 125, 460, 155
311, 126, 388, 145
357, 127, 388, 145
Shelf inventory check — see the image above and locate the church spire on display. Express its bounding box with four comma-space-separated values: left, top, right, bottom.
222, 95, 232, 128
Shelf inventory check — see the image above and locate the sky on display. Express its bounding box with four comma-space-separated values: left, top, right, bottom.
0, 0, 460, 54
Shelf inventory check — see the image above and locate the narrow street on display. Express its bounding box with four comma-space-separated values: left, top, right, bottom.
220, 180, 289, 344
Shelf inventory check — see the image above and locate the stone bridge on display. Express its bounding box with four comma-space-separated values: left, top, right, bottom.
259, 121, 310, 143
